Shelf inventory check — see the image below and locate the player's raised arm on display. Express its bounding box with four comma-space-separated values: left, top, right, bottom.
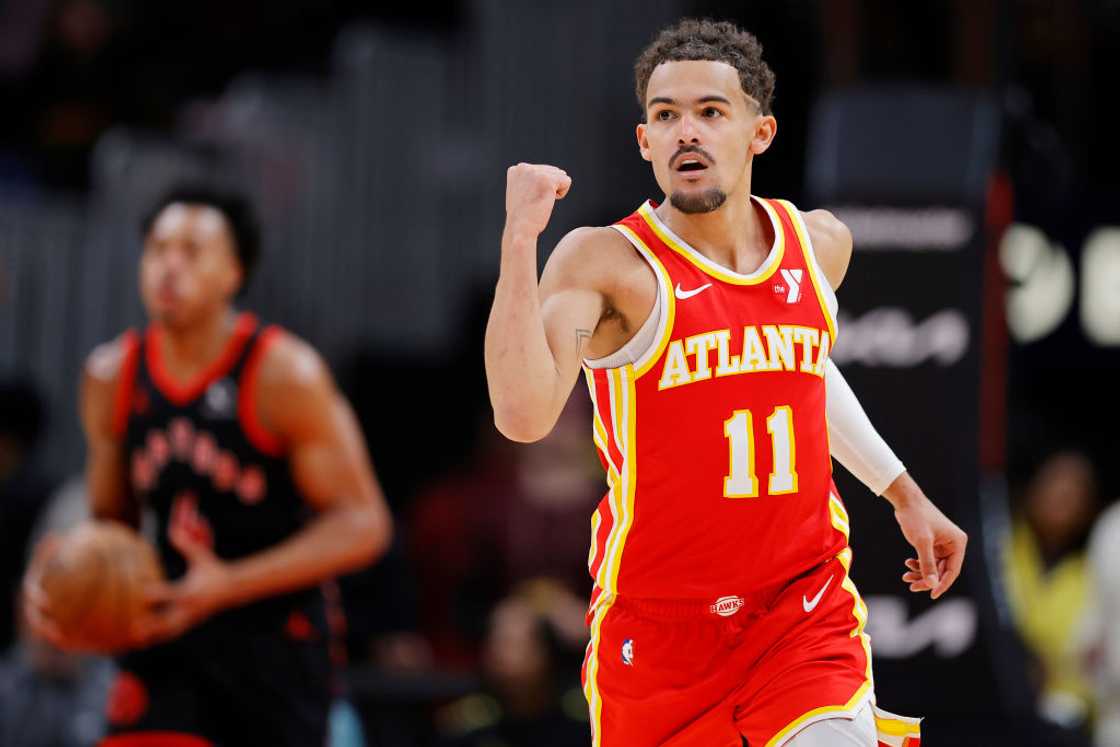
485, 163, 609, 442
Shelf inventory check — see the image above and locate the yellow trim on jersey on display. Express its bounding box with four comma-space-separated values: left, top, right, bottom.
583, 370, 639, 746
765, 681, 873, 747
583, 368, 638, 745
610, 223, 677, 379
583, 595, 614, 747
584, 367, 622, 591
766, 492, 875, 746
873, 706, 922, 747
598, 367, 638, 597
584, 368, 620, 486
775, 199, 838, 343
587, 509, 602, 571
829, 494, 851, 536
637, 201, 786, 286
606, 370, 625, 462
874, 714, 921, 738
829, 493, 873, 671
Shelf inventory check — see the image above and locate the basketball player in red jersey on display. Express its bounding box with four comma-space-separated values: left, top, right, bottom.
485, 19, 965, 747
24, 185, 392, 746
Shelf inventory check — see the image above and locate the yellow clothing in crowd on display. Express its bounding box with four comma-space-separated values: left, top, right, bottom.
1004, 518, 1094, 720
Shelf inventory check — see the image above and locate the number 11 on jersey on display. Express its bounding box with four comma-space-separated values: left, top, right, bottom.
723, 405, 799, 498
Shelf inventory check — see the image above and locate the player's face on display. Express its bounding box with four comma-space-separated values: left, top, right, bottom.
140, 204, 242, 328
636, 60, 776, 213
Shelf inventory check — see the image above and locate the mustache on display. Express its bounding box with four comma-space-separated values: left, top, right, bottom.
669, 145, 716, 169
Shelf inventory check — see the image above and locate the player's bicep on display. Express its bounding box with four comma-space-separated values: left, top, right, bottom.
537, 228, 610, 391
263, 343, 385, 515
288, 394, 380, 513
540, 286, 605, 387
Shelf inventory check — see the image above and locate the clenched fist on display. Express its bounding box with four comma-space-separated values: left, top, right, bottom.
505, 163, 572, 239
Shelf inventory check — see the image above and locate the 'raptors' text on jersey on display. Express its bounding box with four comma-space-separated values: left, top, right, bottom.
114, 313, 324, 632
583, 197, 852, 609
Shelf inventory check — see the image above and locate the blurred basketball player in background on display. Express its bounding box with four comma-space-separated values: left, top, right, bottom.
486, 18, 967, 747
25, 184, 392, 746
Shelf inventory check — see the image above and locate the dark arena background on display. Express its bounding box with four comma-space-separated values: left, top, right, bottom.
1, 1, 1118, 746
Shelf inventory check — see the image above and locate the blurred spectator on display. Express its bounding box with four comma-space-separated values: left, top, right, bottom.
1082, 500, 1120, 747
1004, 450, 1101, 731
410, 392, 600, 670
435, 580, 588, 747
0, 376, 53, 652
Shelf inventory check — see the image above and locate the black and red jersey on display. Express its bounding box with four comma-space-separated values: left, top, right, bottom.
113, 312, 322, 632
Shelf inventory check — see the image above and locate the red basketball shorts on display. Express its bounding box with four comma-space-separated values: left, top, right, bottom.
582, 552, 882, 747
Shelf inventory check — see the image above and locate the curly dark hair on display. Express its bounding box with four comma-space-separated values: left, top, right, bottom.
634, 18, 776, 118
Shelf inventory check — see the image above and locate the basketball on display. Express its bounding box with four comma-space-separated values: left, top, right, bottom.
37, 521, 164, 653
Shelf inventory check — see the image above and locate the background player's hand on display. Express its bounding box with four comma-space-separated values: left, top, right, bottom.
133, 523, 233, 646
20, 534, 83, 651
504, 163, 571, 239
886, 475, 968, 600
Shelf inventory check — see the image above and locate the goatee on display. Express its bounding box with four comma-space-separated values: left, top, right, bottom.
670, 188, 727, 214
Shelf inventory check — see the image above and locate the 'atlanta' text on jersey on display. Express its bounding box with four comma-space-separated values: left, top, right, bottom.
657, 323, 831, 390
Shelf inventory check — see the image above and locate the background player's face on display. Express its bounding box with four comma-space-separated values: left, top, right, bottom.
140, 203, 242, 328
636, 60, 776, 212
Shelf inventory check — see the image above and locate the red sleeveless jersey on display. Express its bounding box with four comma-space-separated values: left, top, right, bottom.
583, 197, 848, 608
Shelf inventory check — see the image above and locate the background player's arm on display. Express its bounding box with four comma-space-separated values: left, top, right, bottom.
138, 336, 392, 642
806, 209, 969, 600
81, 338, 139, 527
223, 335, 391, 602
21, 337, 140, 649
485, 163, 610, 442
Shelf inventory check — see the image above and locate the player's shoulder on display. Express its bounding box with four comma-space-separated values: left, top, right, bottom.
543, 225, 645, 285
800, 207, 851, 246
83, 330, 140, 389
795, 205, 853, 290
253, 327, 333, 399
553, 224, 637, 262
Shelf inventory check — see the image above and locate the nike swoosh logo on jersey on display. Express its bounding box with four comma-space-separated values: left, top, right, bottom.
674, 282, 712, 300
802, 574, 834, 613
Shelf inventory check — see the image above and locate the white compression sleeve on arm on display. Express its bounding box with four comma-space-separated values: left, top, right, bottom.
825, 358, 906, 496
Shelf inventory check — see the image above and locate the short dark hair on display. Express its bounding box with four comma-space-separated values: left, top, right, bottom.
140, 183, 261, 293
634, 18, 776, 117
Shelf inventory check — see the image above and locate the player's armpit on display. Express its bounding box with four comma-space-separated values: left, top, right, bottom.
802, 209, 853, 290
81, 336, 140, 527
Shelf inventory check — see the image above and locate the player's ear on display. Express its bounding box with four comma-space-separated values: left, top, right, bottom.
636, 122, 652, 163
749, 114, 777, 156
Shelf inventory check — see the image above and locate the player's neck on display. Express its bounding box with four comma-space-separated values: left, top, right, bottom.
657, 186, 770, 273
158, 307, 239, 376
